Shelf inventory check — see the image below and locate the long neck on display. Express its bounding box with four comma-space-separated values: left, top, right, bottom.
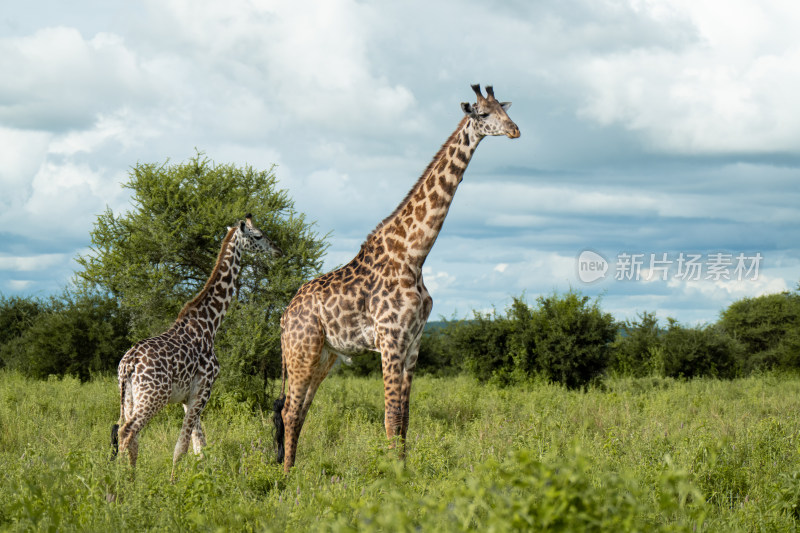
176, 228, 242, 336
368, 117, 483, 268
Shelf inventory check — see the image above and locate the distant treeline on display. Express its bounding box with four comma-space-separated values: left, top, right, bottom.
3, 287, 799, 397
337, 289, 800, 387
2, 153, 799, 401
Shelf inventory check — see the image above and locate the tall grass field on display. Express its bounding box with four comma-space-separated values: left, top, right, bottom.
2, 370, 800, 531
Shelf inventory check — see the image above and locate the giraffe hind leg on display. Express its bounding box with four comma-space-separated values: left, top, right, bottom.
118, 417, 145, 468
183, 403, 207, 455
172, 384, 212, 481
282, 347, 338, 473
117, 389, 168, 469
191, 421, 207, 455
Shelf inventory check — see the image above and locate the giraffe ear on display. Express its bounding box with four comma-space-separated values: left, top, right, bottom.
461, 102, 474, 116
500, 101, 511, 111
240, 221, 246, 232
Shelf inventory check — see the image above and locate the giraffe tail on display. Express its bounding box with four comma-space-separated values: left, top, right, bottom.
272, 348, 287, 464
110, 424, 120, 460
272, 393, 285, 464
111, 364, 128, 461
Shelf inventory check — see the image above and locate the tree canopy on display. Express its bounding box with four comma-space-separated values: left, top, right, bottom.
75, 153, 328, 404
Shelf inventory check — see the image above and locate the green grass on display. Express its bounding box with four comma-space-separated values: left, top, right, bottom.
2, 371, 800, 531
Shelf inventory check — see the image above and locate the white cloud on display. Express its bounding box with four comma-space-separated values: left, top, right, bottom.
668, 273, 789, 300
576, 0, 800, 153
49, 108, 164, 155
0, 27, 152, 130
7, 280, 34, 291
0, 253, 67, 272
139, 0, 419, 136
0, 127, 51, 202
13, 161, 126, 239
0, 0, 798, 329
421, 266, 456, 293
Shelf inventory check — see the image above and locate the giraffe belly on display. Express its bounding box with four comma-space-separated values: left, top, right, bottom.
323, 320, 375, 355
168, 382, 191, 404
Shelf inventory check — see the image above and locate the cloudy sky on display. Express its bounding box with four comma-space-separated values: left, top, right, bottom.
1, 0, 798, 325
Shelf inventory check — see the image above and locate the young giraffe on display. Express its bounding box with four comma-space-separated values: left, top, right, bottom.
111, 215, 282, 480
274, 84, 519, 471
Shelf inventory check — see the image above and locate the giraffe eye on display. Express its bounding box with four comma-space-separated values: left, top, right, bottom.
478, 113, 490, 119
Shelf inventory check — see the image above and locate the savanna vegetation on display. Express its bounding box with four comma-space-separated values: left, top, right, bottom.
1, 153, 800, 530
3, 371, 800, 531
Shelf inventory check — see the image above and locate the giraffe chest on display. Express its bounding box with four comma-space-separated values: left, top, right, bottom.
314, 268, 432, 354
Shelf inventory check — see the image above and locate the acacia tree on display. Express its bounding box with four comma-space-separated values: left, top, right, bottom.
75, 153, 327, 405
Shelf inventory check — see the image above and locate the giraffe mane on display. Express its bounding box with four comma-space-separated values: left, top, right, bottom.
363, 116, 469, 244
177, 225, 238, 320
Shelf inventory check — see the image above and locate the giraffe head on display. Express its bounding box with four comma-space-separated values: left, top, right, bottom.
236, 214, 283, 257
461, 84, 520, 139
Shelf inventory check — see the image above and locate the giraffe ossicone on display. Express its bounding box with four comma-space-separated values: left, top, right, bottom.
110, 215, 282, 481
274, 84, 519, 472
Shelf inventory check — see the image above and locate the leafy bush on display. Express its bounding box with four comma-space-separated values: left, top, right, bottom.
610, 311, 664, 377
719, 291, 800, 372
415, 322, 462, 377
337, 449, 707, 532
450, 310, 516, 384
0, 292, 130, 381
660, 320, 744, 379
514, 291, 617, 389
412, 292, 616, 388
74, 153, 327, 404
330, 351, 382, 377
0, 295, 45, 369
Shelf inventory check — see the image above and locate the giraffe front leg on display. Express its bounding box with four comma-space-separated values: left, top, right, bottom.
398, 336, 421, 453
398, 368, 415, 457
381, 349, 406, 452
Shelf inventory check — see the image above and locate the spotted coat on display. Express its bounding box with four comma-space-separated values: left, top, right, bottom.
276, 85, 520, 472
112, 216, 281, 480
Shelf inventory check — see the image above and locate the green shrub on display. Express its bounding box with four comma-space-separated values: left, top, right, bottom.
0, 292, 130, 381
610, 311, 664, 377
74, 152, 327, 403
0, 295, 45, 369
451, 310, 516, 384
517, 291, 617, 389
719, 291, 800, 372
336, 449, 707, 532
660, 320, 744, 379
424, 292, 616, 388
415, 322, 462, 377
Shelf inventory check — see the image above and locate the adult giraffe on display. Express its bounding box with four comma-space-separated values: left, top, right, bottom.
275, 84, 520, 472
